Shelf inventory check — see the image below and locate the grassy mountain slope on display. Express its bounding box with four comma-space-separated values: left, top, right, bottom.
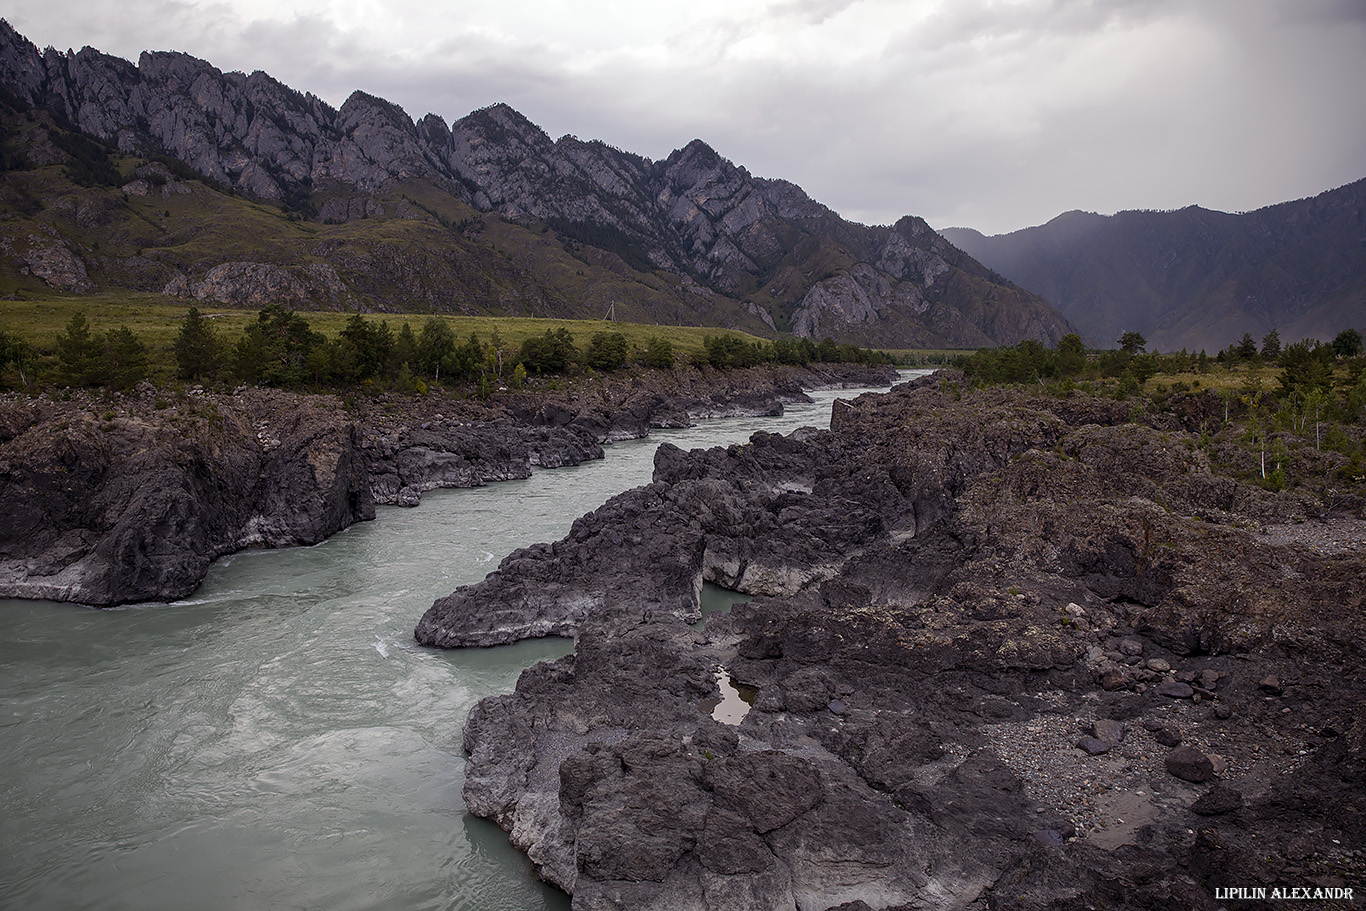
0, 20, 1074, 348
0, 102, 767, 334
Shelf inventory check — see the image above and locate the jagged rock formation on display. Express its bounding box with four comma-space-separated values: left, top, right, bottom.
0, 386, 374, 605
427, 374, 1365, 910
0, 19, 1073, 348
363, 362, 893, 508
0, 229, 92, 291
0, 362, 894, 605
942, 177, 1366, 353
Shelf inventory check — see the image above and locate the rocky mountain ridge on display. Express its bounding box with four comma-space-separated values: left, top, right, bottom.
0, 19, 1073, 348
942, 178, 1366, 352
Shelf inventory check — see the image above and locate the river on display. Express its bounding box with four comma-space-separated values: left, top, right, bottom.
0, 374, 926, 911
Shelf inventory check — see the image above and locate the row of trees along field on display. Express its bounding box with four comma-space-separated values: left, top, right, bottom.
0, 305, 894, 395
959, 329, 1363, 393
957, 329, 1366, 491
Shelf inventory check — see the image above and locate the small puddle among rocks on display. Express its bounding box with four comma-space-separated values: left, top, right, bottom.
694, 581, 753, 627
706, 669, 758, 724
695, 583, 759, 723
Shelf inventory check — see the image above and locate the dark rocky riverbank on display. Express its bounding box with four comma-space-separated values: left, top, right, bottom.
360, 362, 893, 509
0, 387, 373, 605
0, 362, 895, 606
430, 373, 1365, 910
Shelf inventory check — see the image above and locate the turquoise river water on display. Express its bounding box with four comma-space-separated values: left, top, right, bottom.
0, 375, 925, 911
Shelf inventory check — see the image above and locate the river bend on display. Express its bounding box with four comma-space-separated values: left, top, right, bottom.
0, 376, 924, 911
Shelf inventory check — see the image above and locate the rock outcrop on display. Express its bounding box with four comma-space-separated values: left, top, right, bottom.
363, 363, 893, 508
0, 387, 373, 605
430, 373, 1366, 909
163, 261, 349, 307
0, 19, 1074, 349
0, 231, 94, 292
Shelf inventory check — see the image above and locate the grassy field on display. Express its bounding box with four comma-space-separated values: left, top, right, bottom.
0, 293, 779, 362
0, 294, 980, 362
1143, 364, 1289, 394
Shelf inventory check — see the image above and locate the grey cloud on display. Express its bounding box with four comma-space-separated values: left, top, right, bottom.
905, 0, 1171, 53
1261, 0, 1366, 26
5, 0, 1363, 235
763, 0, 864, 26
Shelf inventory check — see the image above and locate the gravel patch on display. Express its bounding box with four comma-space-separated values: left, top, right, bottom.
1256, 517, 1366, 556
979, 689, 1313, 849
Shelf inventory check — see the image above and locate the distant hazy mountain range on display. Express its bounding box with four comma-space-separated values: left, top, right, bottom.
0, 20, 1074, 349
941, 179, 1366, 353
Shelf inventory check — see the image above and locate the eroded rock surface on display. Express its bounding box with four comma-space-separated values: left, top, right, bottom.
363, 363, 893, 509
433, 373, 1366, 910
164, 261, 349, 307
0, 387, 372, 605
0, 363, 893, 605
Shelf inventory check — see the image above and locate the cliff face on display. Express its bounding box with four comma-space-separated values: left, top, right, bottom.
0, 20, 1074, 348
0, 387, 375, 605
942, 178, 1366, 352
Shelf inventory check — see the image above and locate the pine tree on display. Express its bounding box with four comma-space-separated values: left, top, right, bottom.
56, 311, 101, 385
1058, 333, 1086, 375
394, 321, 418, 370
103, 326, 148, 390
174, 307, 220, 381
584, 331, 628, 370
640, 337, 675, 369
1260, 329, 1281, 362
1332, 328, 1363, 359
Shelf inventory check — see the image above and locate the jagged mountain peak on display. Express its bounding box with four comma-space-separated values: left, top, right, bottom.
450, 103, 556, 173
339, 89, 416, 133
137, 48, 223, 84
671, 137, 720, 160
456, 102, 546, 139
662, 138, 743, 181
0, 19, 1076, 348
0, 20, 45, 98
891, 214, 940, 242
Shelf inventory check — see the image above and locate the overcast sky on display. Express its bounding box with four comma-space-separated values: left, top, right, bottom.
5, 0, 1364, 234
